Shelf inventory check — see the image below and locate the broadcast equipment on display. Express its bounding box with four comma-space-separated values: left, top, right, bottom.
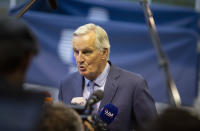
140, 0, 181, 107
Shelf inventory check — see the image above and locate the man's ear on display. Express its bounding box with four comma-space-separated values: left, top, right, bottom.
101, 48, 108, 60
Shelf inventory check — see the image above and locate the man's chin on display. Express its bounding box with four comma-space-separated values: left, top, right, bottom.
79, 72, 93, 80
79, 71, 87, 77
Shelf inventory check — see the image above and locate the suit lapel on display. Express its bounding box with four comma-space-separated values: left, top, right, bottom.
98, 64, 120, 111
73, 73, 84, 97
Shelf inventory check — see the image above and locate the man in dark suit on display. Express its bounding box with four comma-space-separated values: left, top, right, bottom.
58, 23, 157, 131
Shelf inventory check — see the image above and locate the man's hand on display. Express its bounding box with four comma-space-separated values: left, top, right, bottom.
83, 120, 95, 131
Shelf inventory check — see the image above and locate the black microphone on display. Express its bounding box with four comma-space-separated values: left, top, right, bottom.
48, 0, 58, 10
85, 90, 104, 115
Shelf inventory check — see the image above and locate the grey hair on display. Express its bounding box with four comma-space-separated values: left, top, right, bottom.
74, 23, 110, 59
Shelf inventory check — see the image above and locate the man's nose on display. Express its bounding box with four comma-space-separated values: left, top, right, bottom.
77, 53, 84, 63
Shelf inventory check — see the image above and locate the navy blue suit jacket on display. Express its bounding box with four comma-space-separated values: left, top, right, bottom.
59, 63, 157, 131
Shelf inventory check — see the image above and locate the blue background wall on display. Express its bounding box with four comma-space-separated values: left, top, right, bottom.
11, 0, 199, 106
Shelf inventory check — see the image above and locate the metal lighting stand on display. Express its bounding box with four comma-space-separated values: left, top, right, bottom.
140, 0, 181, 107
16, 0, 36, 19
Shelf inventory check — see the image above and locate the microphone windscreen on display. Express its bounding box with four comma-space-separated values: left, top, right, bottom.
92, 90, 104, 100
100, 104, 118, 125
48, 0, 58, 10
71, 97, 87, 106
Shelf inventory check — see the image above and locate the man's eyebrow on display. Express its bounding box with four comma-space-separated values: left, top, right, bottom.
83, 48, 92, 51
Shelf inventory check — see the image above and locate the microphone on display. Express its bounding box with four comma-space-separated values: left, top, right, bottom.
48, 0, 58, 10
99, 104, 118, 125
71, 97, 87, 106
86, 90, 104, 107
91, 104, 118, 131
85, 90, 104, 115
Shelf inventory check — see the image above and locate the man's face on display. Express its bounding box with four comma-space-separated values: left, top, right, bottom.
73, 31, 107, 80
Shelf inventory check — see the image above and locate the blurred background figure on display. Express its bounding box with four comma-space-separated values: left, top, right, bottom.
39, 102, 84, 131
140, 107, 200, 131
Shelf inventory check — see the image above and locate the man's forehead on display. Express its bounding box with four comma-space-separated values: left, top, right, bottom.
73, 33, 96, 50
73, 45, 94, 51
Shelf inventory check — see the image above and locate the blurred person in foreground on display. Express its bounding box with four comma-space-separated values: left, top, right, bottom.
140, 107, 200, 131
39, 102, 84, 131
0, 15, 46, 131
0, 15, 38, 90
58, 23, 157, 130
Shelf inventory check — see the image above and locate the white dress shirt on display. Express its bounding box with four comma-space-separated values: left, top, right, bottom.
83, 62, 110, 111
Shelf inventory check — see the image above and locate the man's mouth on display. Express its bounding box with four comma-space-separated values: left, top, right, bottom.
79, 66, 86, 71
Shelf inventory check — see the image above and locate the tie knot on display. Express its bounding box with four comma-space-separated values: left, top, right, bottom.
87, 80, 100, 89
87, 81, 94, 87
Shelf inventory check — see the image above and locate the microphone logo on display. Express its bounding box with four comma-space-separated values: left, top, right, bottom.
99, 103, 118, 125
104, 109, 114, 118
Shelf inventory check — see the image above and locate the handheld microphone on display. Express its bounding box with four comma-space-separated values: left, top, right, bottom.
71, 97, 87, 106
99, 104, 118, 125
48, 0, 58, 10
86, 90, 104, 107
85, 90, 104, 115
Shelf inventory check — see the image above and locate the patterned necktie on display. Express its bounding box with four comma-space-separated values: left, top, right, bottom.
88, 80, 95, 97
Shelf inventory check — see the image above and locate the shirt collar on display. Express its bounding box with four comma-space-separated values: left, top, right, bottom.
94, 62, 110, 87
85, 78, 90, 87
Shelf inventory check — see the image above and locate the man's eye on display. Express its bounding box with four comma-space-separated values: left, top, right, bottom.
83, 50, 92, 54
74, 50, 79, 54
